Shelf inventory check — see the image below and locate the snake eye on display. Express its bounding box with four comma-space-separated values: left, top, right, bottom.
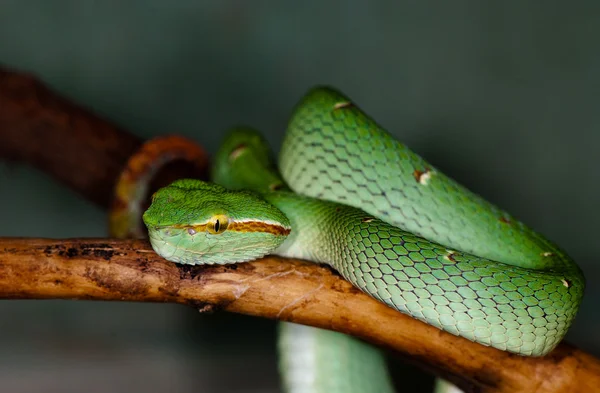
207, 214, 229, 234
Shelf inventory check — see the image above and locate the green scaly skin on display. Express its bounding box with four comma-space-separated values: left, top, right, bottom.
143, 87, 584, 391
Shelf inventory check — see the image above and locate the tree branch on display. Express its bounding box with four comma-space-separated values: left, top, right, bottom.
0, 65, 208, 207
0, 237, 598, 393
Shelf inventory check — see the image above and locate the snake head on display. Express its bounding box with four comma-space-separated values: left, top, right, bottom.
142, 179, 291, 265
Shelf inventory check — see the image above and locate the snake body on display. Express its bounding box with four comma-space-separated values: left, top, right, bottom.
142, 87, 584, 392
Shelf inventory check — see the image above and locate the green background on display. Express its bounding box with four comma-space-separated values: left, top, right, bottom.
0, 1, 598, 392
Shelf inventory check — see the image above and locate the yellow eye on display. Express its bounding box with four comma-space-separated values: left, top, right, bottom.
207, 214, 229, 234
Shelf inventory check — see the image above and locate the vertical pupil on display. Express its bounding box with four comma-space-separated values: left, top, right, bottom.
214, 219, 220, 232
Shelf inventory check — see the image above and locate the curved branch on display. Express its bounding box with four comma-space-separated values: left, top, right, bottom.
0, 66, 208, 207
0, 237, 598, 393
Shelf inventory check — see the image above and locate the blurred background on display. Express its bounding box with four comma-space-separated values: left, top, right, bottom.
0, 1, 598, 392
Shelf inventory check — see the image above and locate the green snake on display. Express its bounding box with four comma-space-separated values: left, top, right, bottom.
133, 87, 583, 392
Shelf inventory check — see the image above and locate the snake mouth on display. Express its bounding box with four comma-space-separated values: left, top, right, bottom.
146, 223, 288, 266
150, 221, 291, 237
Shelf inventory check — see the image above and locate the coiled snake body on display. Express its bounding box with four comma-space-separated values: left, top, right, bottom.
140, 87, 584, 393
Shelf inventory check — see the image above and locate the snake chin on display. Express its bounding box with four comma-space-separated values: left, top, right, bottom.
147, 226, 286, 266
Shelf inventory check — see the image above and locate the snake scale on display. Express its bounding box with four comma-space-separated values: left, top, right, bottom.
134, 87, 584, 393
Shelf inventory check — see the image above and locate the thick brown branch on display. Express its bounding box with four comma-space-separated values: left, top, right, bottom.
0, 238, 598, 393
0, 66, 208, 207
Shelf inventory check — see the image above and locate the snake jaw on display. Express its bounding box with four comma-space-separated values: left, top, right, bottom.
147, 224, 285, 265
